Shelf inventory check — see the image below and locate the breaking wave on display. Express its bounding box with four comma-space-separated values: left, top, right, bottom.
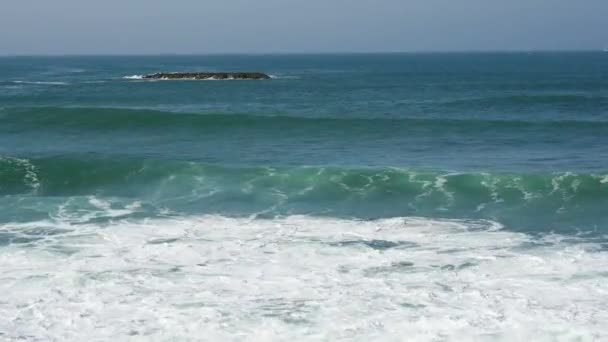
1, 156, 606, 231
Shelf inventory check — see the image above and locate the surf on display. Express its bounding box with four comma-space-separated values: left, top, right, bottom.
1, 156, 607, 233
0, 214, 606, 340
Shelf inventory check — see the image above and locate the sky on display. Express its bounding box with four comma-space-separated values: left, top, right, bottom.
1, 0, 606, 55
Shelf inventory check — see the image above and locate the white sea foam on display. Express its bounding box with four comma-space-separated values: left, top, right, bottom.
51, 196, 142, 224
156, 77, 252, 81
433, 174, 455, 209
123, 75, 249, 81
0, 156, 40, 192
0, 215, 606, 341
269, 75, 300, 80
122, 75, 144, 80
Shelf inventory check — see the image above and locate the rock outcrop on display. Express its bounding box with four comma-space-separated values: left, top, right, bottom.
142, 72, 271, 80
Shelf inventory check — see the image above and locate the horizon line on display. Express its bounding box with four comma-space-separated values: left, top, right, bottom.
0, 49, 605, 58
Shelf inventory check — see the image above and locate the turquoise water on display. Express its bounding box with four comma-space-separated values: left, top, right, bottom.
1, 53, 608, 339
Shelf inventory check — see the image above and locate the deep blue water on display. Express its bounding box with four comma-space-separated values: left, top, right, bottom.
1, 53, 607, 234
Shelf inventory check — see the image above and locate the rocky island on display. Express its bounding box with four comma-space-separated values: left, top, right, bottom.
142, 72, 271, 80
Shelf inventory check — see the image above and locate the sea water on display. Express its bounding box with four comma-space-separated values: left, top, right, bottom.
1, 53, 607, 340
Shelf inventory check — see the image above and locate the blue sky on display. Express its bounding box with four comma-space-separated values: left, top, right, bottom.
1, 0, 606, 54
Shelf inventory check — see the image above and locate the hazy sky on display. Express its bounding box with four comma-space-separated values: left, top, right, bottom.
1, 0, 606, 54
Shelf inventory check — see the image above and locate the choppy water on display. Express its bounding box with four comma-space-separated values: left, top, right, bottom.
1, 53, 607, 340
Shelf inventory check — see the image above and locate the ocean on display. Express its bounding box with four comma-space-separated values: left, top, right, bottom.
1, 53, 607, 340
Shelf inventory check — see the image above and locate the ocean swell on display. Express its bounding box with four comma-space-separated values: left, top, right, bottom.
1, 157, 606, 231
2, 106, 608, 132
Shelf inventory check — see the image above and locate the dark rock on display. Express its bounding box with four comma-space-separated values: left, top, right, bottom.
142, 72, 271, 80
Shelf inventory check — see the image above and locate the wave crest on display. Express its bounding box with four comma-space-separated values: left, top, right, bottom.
1, 157, 606, 230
